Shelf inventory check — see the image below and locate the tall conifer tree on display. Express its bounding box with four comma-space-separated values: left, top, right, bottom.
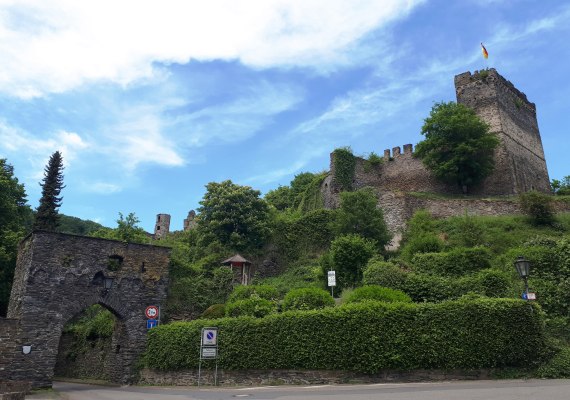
34, 151, 65, 231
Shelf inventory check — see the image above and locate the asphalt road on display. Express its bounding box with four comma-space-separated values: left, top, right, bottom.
26, 379, 570, 400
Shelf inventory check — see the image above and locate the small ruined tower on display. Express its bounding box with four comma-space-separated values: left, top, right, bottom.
183, 210, 197, 231
154, 213, 171, 239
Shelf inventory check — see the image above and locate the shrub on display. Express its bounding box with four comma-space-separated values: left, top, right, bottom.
537, 347, 570, 378
363, 259, 408, 289
401, 234, 444, 261
344, 285, 412, 304
146, 298, 544, 372
282, 288, 335, 311
329, 234, 377, 290
200, 304, 226, 319
225, 298, 276, 318
519, 191, 555, 226
412, 246, 491, 276
401, 273, 456, 302
228, 284, 280, 302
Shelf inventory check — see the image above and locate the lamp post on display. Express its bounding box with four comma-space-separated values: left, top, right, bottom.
102, 276, 114, 296
514, 256, 530, 300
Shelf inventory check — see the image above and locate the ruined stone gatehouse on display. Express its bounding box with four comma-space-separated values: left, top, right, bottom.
0, 231, 170, 388
321, 69, 553, 235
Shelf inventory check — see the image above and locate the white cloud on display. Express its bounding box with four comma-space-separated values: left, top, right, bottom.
0, 120, 89, 176
0, 0, 424, 97
81, 181, 121, 194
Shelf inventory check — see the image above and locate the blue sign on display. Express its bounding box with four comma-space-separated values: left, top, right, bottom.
147, 319, 158, 329
207, 331, 214, 340
522, 292, 527, 300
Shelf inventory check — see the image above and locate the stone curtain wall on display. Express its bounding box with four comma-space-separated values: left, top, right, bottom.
5, 231, 171, 388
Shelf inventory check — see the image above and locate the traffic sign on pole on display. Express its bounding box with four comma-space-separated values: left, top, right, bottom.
328, 271, 336, 287
147, 319, 158, 329
145, 305, 159, 319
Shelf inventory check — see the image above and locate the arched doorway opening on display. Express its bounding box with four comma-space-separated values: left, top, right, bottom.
54, 304, 127, 382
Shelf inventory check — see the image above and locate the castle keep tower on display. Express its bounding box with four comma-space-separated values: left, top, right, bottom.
154, 213, 170, 239
454, 69, 550, 194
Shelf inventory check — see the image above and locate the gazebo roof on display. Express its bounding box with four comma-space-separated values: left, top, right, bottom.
221, 254, 252, 266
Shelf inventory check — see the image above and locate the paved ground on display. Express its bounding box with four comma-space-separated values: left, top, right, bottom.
25, 379, 570, 400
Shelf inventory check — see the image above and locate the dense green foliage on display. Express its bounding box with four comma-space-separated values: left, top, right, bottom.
551, 176, 570, 196
0, 159, 32, 316
34, 151, 65, 231
146, 298, 544, 372
225, 297, 276, 318
343, 285, 411, 304
335, 188, 391, 249
228, 284, 280, 302
411, 247, 491, 276
282, 288, 335, 311
198, 180, 270, 252
332, 147, 355, 192
519, 190, 555, 226
329, 234, 376, 290
90, 212, 150, 243
57, 215, 104, 235
415, 102, 499, 192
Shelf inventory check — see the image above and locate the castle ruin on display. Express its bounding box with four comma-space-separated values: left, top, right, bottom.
322, 69, 553, 236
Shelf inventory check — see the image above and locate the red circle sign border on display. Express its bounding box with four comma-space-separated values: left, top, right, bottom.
145, 306, 159, 319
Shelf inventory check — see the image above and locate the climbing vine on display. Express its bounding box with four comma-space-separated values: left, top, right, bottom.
297, 173, 327, 212
332, 147, 356, 192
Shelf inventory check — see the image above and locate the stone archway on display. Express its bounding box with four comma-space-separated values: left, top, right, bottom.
3, 231, 170, 388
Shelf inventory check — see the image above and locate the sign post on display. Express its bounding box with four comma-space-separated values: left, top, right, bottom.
145, 305, 160, 330
327, 270, 336, 297
198, 327, 219, 386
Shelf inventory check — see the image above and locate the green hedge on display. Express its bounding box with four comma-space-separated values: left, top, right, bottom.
344, 285, 412, 304
146, 298, 544, 372
282, 288, 335, 311
411, 246, 491, 276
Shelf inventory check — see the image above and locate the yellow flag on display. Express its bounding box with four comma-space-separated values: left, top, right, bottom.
481, 43, 489, 59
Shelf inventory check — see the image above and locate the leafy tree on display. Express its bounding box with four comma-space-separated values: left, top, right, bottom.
90, 212, 150, 243
335, 188, 391, 249
329, 234, 377, 291
34, 151, 65, 230
415, 102, 499, 193
265, 185, 293, 211
0, 159, 32, 316
197, 180, 270, 252
57, 214, 104, 235
552, 176, 570, 195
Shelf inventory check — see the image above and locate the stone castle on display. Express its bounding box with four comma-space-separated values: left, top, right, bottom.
153, 69, 555, 241
321, 68, 555, 238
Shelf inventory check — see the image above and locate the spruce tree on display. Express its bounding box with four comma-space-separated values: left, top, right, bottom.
34, 151, 65, 231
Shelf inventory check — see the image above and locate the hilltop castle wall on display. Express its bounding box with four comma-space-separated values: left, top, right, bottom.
322, 69, 554, 236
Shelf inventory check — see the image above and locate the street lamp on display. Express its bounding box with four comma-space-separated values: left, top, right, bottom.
102, 276, 114, 296
514, 256, 530, 299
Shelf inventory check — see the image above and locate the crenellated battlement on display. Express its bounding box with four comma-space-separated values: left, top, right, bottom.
383, 144, 414, 160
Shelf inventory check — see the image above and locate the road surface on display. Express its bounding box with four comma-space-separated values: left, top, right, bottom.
27, 379, 570, 400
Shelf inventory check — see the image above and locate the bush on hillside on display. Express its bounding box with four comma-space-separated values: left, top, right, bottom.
200, 304, 226, 319
411, 246, 491, 276
344, 285, 412, 304
537, 347, 570, 378
228, 284, 280, 302
401, 234, 444, 261
520, 191, 555, 226
225, 298, 276, 318
362, 259, 408, 289
282, 288, 335, 311
329, 234, 377, 290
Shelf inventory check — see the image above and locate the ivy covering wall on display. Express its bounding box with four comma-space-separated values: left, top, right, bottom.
145, 298, 544, 372
332, 147, 356, 192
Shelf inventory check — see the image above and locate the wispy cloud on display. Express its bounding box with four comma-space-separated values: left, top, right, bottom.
0, 0, 425, 98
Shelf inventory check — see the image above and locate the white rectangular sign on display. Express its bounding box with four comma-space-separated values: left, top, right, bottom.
328, 271, 336, 287
201, 347, 217, 359
201, 327, 218, 346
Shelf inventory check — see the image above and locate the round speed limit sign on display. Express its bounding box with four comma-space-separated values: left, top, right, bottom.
145, 305, 159, 319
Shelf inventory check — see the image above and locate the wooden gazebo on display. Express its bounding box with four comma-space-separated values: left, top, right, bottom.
221, 254, 252, 285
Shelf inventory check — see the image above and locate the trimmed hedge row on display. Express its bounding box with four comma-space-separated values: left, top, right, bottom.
145, 298, 544, 372
411, 247, 492, 276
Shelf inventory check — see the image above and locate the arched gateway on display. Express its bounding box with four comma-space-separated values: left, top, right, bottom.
0, 231, 170, 388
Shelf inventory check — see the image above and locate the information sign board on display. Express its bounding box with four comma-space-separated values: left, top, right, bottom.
327, 270, 336, 287
201, 347, 217, 359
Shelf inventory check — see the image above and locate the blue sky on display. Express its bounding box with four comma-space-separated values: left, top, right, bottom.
1, 0, 569, 232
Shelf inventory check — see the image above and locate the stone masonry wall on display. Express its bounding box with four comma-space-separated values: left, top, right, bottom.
455, 69, 550, 194
140, 367, 491, 387
5, 231, 171, 388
